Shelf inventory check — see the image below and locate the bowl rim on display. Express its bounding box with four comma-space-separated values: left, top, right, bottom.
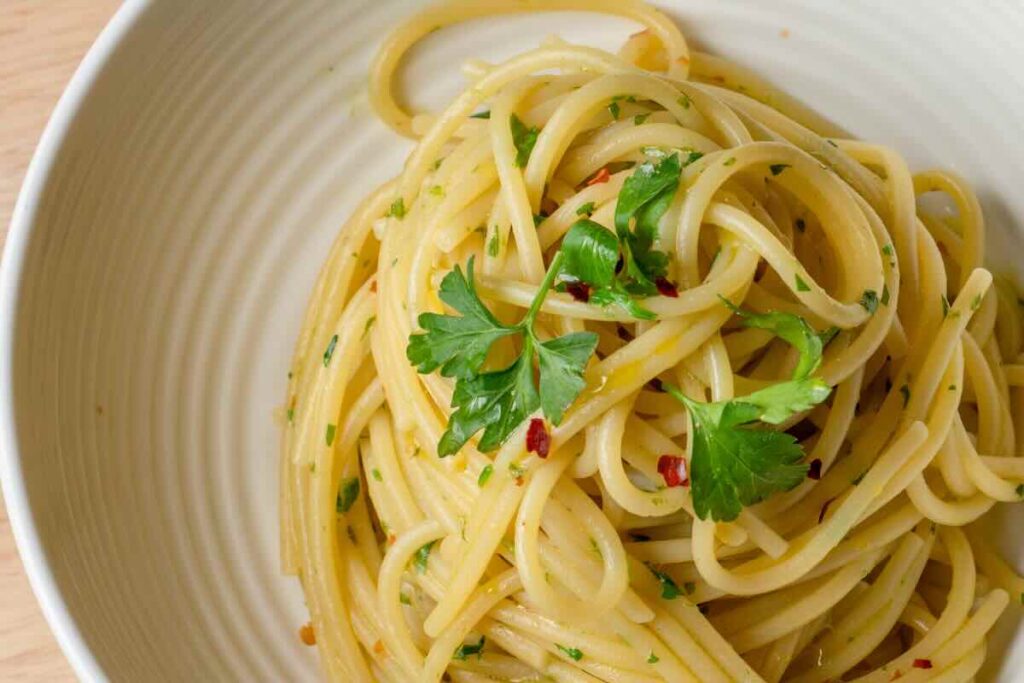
0, 1, 148, 680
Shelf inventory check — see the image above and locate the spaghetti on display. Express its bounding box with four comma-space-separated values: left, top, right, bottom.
281, 2, 1024, 680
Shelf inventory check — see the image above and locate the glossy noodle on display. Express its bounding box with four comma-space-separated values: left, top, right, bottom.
281, 2, 1024, 680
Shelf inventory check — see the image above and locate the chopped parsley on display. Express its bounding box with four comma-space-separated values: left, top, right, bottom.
413, 540, 436, 574
325, 423, 337, 447
608, 101, 621, 119
576, 202, 596, 216
723, 157, 736, 167
677, 93, 691, 109
470, 110, 491, 119
486, 232, 500, 257
860, 289, 879, 313
510, 114, 540, 168
880, 285, 890, 306
647, 564, 683, 599
478, 464, 493, 487
971, 293, 983, 311
634, 113, 651, 125
371, 468, 383, 482
795, 274, 811, 292
556, 644, 583, 661
323, 335, 339, 366
406, 255, 597, 456
453, 635, 485, 660
387, 197, 407, 219
336, 477, 360, 514
648, 652, 660, 664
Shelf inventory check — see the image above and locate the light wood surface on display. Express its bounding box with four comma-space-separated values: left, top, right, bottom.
1, 2, 121, 680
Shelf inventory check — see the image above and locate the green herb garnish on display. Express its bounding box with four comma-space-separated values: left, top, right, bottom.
721, 298, 824, 379
323, 334, 339, 366
556, 644, 584, 661
387, 197, 407, 219
648, 564, 682, 599
336, 477, 360, 514
664, 379, 830, 521
510, 114, 540, 168
413, 540, 436, 574
576, 202, 596, 216
795, 274, 811, 292
453, 635, 486, 660
406, 255, 598, 456
661, 304, 831, 521
478, 464, 493, 487
325, 423, 337, 447
860, 290, 879, 313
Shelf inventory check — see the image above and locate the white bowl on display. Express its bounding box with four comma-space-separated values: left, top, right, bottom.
4, 0, 1023, 679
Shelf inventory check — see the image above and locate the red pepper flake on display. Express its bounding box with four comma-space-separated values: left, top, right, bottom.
387, 534, 397, 546
655, 277, 679, 298
912, 659, 932, 670
370, 280, 377, 293
818, 497, 835, 524
565, 281, 591, 302
299, 622, 316, 646
373, 640, 386, 655
515, 476, 525, 487
586, 167, 612, 186
657, 455, 689, 488
807, 458, 822, 480
526, 418, 551, 458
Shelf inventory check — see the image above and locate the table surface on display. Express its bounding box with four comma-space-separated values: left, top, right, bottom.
1, 1, 121, 680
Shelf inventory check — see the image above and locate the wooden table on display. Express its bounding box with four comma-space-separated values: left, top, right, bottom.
1, 2, 121, 679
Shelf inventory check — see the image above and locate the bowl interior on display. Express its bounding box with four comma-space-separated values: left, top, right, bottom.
6, 0, 1024, 679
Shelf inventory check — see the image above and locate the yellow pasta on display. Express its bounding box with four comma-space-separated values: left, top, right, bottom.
281, 2, 1024, 680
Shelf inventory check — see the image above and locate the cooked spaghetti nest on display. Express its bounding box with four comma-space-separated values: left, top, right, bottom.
281, 1, 1024, 681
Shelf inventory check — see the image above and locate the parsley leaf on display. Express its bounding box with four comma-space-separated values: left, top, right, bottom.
561, 220, 658, 320
560, 219, 618, 288
510, 114, 540, 168
614, 153, 685, 292
406, 258, 518, 380
439, 352, 537, 455
666, 380, 830, 521
408, 252, 598, 456
721, 298, 824, 379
